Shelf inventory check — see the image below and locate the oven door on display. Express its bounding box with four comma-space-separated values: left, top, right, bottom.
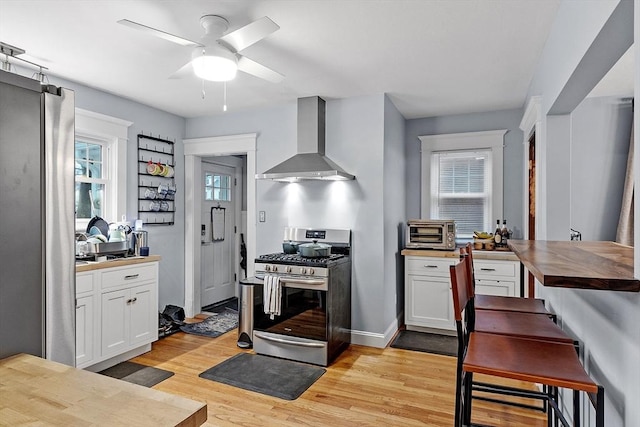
253, 277, 328, 342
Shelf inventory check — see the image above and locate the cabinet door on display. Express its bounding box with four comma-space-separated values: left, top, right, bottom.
406, 274, 454, 330
129, 284, 157, 346
75, 295, 94, 367
101, 289, 129, 357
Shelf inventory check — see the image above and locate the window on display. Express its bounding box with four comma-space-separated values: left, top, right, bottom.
75, 108, 132, 230
75, 139, 107, 219
430, 150, 491, 237
420, 130, 505, 239
204, 173, 232, 201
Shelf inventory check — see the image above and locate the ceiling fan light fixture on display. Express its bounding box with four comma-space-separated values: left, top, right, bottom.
192, 45, 238, 82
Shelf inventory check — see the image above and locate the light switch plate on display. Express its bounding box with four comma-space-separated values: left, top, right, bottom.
259, 211, 266, 222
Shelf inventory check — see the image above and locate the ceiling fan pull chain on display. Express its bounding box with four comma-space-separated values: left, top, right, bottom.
223, 81, 228, 112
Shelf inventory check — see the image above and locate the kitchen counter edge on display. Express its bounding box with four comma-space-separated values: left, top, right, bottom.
76, 255, 162, 272
401, 248, 519, 261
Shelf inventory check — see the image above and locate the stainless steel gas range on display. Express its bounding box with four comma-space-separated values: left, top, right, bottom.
250, 227, 351, 366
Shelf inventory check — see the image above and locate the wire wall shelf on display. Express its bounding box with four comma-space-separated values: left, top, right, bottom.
137, 134, 176, 225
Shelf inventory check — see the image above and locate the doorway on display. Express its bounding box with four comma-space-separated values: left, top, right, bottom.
200, 161, 238, 310
183, 133, 257, 318
527, 132, 536, 298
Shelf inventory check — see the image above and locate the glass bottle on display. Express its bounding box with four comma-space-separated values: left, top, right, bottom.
501, 220, 508, 248
494, 219, 502, 246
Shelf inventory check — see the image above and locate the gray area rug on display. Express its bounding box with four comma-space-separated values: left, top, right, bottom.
199, 353, 326, 400
390, 330, 458, 356
180, 307, 238, 338
98, 361, 174, 387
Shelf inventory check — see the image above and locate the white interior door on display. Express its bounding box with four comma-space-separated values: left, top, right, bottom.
201, 163, 236, 308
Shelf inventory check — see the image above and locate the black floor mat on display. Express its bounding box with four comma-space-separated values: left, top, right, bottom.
390, 330, 458, 356
202, 296, 238, 313
98, 361, 174, 387
199, 353, 325, 400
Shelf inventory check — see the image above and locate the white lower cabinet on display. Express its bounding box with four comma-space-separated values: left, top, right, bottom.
404, 256, 457, 331
75, 261, 158, 369
101, 283, 156, 358
404, 254, 521, 332
75, 294, 95, 367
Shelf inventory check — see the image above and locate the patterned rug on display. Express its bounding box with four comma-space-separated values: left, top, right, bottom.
180, 307, 238, 338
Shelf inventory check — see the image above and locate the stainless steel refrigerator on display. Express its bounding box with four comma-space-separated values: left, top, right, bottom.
0, 69, 76, 366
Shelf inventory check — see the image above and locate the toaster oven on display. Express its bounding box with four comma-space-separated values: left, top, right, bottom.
406, 219, 456, 250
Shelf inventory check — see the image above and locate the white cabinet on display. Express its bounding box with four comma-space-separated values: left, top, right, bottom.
76, 272, 95, 368
474, 259, 520, 297
75, 261, 158, 370
101, 283, 156, 358
404, 256, 457, 331
404, 254, 521, 333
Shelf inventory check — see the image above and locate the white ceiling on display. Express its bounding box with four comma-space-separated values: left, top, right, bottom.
2, 0, 626, 120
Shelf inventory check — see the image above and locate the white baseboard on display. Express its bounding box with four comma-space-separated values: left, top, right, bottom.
350, 313, 402, 348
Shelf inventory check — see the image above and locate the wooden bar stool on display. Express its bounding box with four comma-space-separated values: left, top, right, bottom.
450, 259, 604, 427
461, 243, 553, 317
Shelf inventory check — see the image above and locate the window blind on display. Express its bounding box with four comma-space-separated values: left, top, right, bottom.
431, 149, 492, 237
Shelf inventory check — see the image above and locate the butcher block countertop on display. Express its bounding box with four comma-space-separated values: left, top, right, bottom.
76, 254, 161, 272
508, 240, 640, 292
0, 353, 207, 426
401, 248, 519, 261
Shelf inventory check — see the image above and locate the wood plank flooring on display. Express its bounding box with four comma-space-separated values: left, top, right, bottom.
132, 323, 547, 427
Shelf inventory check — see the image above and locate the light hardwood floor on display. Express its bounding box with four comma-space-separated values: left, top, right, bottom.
132, 324, 547, 427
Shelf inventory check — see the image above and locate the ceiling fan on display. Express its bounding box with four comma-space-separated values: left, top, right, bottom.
118, 15, 284, 83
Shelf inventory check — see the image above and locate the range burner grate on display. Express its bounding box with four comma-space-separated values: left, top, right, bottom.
256, 253, 345, 266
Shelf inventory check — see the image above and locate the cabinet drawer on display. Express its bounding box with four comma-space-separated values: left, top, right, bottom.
406, 257, 456, 276
474, 261, 516, 278
101, 264, 157, 290
475, 279, 516, 297
76, 273, 94, 294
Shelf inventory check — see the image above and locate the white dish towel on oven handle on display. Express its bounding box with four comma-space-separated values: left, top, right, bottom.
263, 274, 282, 320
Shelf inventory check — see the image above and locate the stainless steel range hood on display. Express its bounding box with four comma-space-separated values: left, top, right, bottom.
256, 96, 355, 182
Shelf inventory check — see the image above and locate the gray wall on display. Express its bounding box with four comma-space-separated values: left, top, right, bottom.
570, 96, 633, 241
383, 94, 407, 333
524, 1, 639, 425
45, 74, 187, 310
405, 108, 525, 237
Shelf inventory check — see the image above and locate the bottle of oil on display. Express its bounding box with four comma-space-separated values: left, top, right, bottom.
501, 220, 508, 248
494, 219, 503, 246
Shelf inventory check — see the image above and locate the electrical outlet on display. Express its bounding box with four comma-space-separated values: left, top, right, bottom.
259, 211, 266, 222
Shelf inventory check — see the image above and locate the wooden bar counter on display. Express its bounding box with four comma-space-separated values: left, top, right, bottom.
0, 353, 207, 426
508, 240, 640, 292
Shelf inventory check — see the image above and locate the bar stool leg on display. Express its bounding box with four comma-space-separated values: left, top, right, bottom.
573, 389, 580, 427
595, 386, 604, 427
463, 371, 474, 425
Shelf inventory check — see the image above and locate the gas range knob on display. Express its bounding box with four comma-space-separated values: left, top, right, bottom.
285, 266, 292, 273
265, 265, 271, 272
300, 267, 307, 274
272, 265, 278, 272
309, 268, 315, 275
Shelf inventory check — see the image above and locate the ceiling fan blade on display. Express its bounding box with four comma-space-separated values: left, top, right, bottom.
219, 16, 279, 53
237, 56, 284, 83
117, 19, 201, 47
169, 61, 194, 79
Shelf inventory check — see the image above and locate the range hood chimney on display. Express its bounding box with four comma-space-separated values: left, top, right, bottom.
256, 96, 355, 182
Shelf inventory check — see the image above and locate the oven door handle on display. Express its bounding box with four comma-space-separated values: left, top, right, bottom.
280, 277, 326, 286
254, 332, 325, 348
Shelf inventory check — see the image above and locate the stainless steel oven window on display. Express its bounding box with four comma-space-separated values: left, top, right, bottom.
253, 286, 328, 341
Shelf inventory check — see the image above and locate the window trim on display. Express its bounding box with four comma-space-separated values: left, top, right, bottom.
419, 130, 506, 232
75, 108, 132, 230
